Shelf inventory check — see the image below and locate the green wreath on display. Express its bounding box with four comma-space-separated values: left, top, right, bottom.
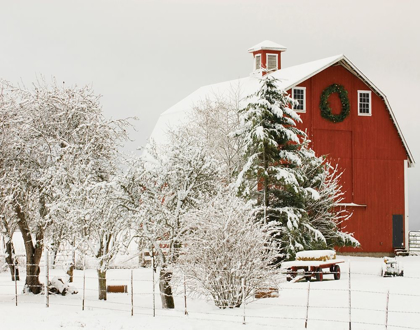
319, 84, 350, 123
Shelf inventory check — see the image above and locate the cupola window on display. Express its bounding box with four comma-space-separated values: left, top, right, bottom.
266, 54, 278, 71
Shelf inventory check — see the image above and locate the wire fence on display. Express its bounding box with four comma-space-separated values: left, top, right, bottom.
1, 253, 420, 330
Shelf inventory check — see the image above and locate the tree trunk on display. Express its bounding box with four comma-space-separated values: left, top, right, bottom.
4, 240, 19, 281
25, 262, 42, 294
1, 219, 20, 281
159, 268, 175, 309
15, 203, 43, 294
98, 269, 107, 300
51, 227, 63, 268
52, 248, 59, 268
67, 240, 76, 283
67, 264, 74, 283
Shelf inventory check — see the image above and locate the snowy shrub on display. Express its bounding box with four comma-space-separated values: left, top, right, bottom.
178, 191, 282, 309
49, 277, 78, 295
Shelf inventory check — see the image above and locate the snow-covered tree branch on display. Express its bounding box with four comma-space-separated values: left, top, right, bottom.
0, 79, 130, 293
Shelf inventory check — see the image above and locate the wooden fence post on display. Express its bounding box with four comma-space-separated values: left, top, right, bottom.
305, 281, 311, 328
14, 264, 18, 306
184, 274, 188, 316
242, 278, 246, 325
131, 270, 134, 316
385, 290, 390, 330
348, 261, 352, 330
152, 247, 155, 317
82, 265, 86, 311
45, 248, 49, 308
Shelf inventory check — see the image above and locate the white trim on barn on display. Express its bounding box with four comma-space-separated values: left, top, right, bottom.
404, 159, 409, 248
292, 86, 306, 113
357, 90, 372, 116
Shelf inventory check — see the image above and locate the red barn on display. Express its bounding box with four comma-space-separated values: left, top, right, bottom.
151, 40, 414, 255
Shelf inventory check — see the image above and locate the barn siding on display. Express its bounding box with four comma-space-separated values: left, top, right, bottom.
251, 49, 282, 71
289, 64, 408, 253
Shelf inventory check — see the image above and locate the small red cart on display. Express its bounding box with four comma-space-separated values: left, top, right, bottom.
283, 260, 344, 282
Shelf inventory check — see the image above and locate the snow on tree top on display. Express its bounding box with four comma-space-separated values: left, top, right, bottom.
295, 250, 336, 262
248, 40, 287, 52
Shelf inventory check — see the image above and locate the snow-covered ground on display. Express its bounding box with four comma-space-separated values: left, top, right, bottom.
1, 256, 419, 330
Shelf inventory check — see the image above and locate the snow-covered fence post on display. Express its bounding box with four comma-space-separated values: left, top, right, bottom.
14, 264, 18, 306
348, 261, 352, 330
82, 266, 86, 311
131, 270, 134, 317
305, 281, 311, 328
152, 251, 156, 317
242, 277, 246, 325
385, 290, 390, 330
45, 248, 49, 308
184, 274, 188, 316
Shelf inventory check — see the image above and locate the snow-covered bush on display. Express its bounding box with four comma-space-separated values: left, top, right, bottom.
178, 191, 282, 309
49, 277, 78, 295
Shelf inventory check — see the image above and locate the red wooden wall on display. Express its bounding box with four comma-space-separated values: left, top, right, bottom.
289, 65, 407, 253
252, 50, 282, 70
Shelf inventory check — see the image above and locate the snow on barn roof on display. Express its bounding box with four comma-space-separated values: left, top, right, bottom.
149, 54, 414, 166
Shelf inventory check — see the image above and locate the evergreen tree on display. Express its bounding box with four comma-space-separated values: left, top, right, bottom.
236, 75, 358, 259
236, 74, 319, 259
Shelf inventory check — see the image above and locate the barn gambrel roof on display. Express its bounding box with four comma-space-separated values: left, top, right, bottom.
150, 54, 414, 166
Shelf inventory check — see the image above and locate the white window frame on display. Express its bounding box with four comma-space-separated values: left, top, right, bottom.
358, 90, 372, 116
254, 54, 261, 71
266, 53, 278, 71
292, 87, 306, 113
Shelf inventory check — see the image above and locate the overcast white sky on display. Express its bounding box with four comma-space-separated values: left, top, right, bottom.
1, 0, 419, 230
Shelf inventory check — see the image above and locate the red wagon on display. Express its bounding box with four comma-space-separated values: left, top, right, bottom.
283, 260, 344, 282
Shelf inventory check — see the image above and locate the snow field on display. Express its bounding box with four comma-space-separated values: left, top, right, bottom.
1, 256, 420, 330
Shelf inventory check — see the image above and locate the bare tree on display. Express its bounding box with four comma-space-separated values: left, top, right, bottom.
123, 132, 220, 308
187, 84, 246, 182
74, 176, 132, 300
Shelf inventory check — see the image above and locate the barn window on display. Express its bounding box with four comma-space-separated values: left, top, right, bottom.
255, 54, 261, 70
292, 87, 306, 112
266, 53, 278, 71
358, 90, 371, 116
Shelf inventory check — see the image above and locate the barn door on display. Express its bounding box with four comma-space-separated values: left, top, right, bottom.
392, 215, 404, 248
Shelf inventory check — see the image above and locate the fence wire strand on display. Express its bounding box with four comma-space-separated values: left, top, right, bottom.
1, 259, 420, 330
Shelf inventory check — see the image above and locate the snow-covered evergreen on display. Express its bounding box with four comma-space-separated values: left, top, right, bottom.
236, 74, 308, 258
235, 74, 356, 259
